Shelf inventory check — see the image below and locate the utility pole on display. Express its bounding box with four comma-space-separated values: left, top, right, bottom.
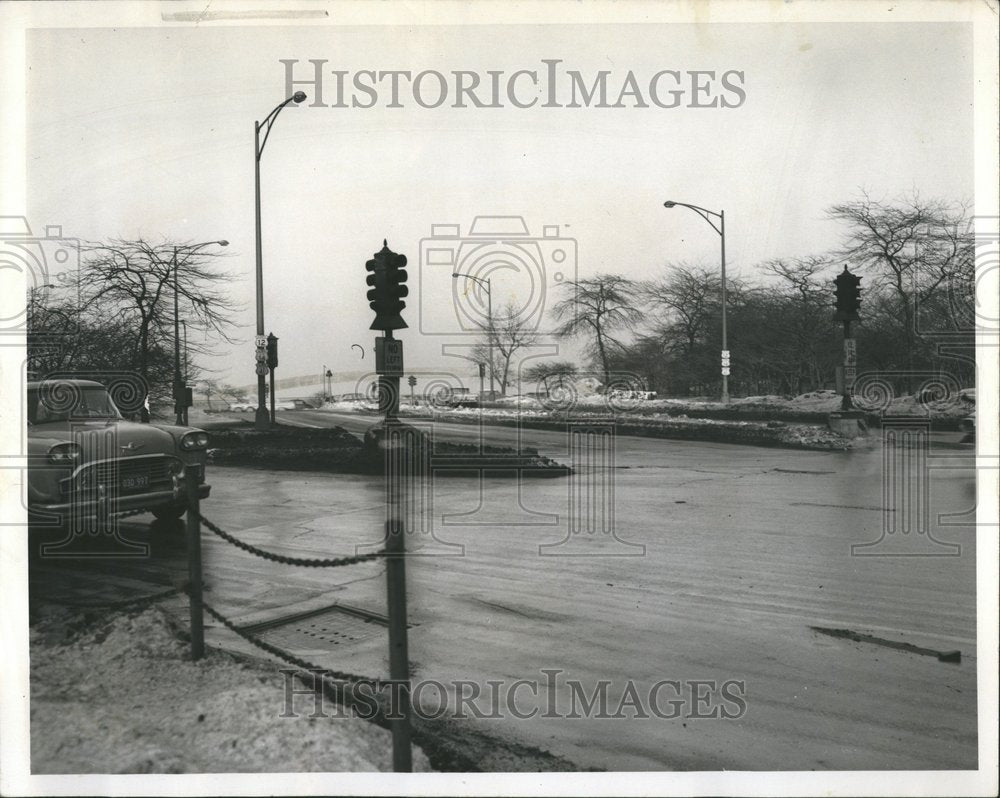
253, 91, 306, 430
663, 200, 729, 402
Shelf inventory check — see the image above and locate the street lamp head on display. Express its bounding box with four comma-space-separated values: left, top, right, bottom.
292, 91, 307, 103
218, 240, 229, 247
663, 201, 676, 208
451, 273, 461, 278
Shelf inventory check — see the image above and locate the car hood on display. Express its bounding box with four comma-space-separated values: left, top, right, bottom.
28, 419, 185, 455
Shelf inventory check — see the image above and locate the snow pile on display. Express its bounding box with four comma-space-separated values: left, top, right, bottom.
30, 606, 433, 774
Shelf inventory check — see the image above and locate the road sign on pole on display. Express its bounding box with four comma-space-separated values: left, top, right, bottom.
375, 336, 404, 376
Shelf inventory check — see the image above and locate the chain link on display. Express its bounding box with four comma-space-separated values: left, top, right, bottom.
55, 504, 388, 689
199, 599, 384, 687
196, 512, 386, 568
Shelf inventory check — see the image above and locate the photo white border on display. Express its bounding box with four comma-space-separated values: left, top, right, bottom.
1, 1, 996, 795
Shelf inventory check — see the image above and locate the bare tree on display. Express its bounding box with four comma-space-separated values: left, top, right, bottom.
550, 275, 643, 387
641, 264, 722, 359
199, 378, 220, 411
828, 192, 972, 388
467, 301, 540, 395
76, 239, 241, 397
758, 257, 840, 393
522, 360, 579, 394
219, 383, 248, 404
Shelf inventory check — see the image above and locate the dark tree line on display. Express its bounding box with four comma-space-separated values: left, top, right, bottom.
549, 193, 975, 397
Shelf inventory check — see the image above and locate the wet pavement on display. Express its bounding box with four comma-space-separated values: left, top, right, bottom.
28, 421, 979, 771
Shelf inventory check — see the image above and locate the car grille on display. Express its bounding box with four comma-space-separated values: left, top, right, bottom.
61, 455, 181, 497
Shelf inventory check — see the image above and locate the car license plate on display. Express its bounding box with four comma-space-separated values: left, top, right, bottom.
120, 474, 150, 491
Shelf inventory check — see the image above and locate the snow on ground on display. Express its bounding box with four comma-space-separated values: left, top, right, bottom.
30, 606, 433, 774
312, 389, 968, 419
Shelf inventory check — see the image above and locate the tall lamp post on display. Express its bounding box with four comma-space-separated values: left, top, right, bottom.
181, 320, 189, 424
254, 90, 307, 430
173, 241, 228, 425
451, 272, 494, 398
663, 200, 730, 403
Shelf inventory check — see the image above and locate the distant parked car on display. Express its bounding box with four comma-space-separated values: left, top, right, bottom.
27, 379, 211, 523
228, 401, 255, 412
288, 399, 314, 410
607, 389, 658, 402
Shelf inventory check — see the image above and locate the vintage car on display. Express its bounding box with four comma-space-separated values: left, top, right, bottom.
27, 379, 211, 523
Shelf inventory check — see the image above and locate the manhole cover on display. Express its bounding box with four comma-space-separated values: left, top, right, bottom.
239, 604, 393, 650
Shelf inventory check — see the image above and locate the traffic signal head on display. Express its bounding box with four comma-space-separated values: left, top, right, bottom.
266, 332, 278, 369
833, 265, 862, 321
366, 239, 408, 331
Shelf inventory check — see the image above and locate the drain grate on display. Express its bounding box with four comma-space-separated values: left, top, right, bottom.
238, 603, 397, 650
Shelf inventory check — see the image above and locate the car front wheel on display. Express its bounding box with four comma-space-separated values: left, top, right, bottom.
152, 501, 187, 521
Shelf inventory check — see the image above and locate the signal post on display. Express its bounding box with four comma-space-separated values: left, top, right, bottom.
266, 333, 278, 423
829, 265, 867, 437
365, 240, 413, 772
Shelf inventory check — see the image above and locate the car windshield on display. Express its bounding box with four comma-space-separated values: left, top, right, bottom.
28, 386, 122, 423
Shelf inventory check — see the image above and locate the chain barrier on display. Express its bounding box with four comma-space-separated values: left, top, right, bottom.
197, 511, 387, 568
198, 598, 384, 688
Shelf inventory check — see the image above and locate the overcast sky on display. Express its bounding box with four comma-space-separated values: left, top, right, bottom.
25, 20, 973, 390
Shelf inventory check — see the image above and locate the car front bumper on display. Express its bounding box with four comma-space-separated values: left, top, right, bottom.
30, 483, 211, 518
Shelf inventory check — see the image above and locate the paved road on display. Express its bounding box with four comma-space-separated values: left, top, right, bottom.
30, 415, 978, 771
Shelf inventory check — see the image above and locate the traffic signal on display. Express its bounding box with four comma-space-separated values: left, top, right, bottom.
366, 239, 408, 331
266, 332, 278, 369
834, 265, 862, 321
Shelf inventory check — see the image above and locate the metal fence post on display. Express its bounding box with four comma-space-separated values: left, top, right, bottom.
185, 465, 205, 660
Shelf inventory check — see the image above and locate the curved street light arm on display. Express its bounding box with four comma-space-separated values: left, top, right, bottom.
257, 94, 305, 160
452, 272, 491, 292
664, 201, 723, 236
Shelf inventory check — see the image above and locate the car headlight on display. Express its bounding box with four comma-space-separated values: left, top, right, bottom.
48, 443, 82, 464
180, 431, 210, 451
